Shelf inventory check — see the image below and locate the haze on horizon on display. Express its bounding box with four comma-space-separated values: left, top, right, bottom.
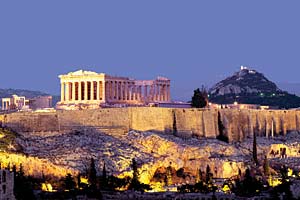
0, 1, 300, 101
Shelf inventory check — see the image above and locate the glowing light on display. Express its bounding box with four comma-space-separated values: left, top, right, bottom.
268, 176, 282, 187
234, 101, 238, 105
288, 168, 293, 177
222, 184, 231, 193
42, 183, 53, 192
80, 177, 88, 185
148, 182, 165, 192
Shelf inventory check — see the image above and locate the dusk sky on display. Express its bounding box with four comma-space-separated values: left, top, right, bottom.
1, 1, 300, 101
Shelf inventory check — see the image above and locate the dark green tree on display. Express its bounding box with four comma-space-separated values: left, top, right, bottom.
128, 158, 139, 190
88, 158, 97, 189
191, 87, 208, 108
233, 168, 264, 197
128, 158, 151, 192
102, 161, 108, 189
165, 162, 172, 186
253, 131, 258, 165
172, 110, 178, 136
63, 173, 76, 191
263, 155, 270, 176
14, 164, 35, 200
205, 165, 213, 185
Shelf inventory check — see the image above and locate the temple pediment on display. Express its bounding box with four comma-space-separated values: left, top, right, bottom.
67, 70, 98, 76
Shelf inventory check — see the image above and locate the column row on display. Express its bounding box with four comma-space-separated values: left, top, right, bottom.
104, 81, 171, 102
105, 81, 140, 101
61, 81, 105, 102
1, 100, 10, 110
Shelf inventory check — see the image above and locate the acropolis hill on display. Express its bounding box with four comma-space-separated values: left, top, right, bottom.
1, 107, 300, 186
1, 69, 300, 189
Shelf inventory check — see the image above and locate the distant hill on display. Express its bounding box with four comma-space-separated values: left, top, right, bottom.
0, 88, 60, 107
208, 66, 300, 109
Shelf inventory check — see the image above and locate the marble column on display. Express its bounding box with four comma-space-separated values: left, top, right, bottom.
65, 82, 70, 102
91, 81, 94, 100
128, 83, 132, 101
102, 81, 105, 101
138, 86, 142, 101
78, 82, 82, 101
144, 85, 148, 101
161, 84, 165, 101
111, 81, 115, 100
110, 81, 113, 100
105, 81, 109, 100
168, 85, 171, 101
96, 81, 100, 100
120, 82, 124, 100
84, 81, 88, 100
132, 85, 136, 100
149, 85, 154, 101
61, 82, 65, 102
125, 82, 128, 100
72, 82, 76, 101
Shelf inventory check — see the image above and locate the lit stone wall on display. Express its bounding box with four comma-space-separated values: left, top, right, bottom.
1, 108, 300, 142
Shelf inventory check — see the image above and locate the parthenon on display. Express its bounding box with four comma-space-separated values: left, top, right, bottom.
57, 70, 171, 109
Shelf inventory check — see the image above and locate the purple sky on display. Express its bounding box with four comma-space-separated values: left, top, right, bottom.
1, 1, 300, 101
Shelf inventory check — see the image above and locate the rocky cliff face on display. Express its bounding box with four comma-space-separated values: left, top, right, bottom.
14, 128, 300, 185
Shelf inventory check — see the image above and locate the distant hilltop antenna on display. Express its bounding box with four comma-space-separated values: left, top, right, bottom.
240, 65, 248, 70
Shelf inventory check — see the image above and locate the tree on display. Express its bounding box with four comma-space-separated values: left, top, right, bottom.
205, 165, 213, 185
102, 161, 108, 189
216, 111, 228, 143
191, 87, 208, 108
129, 158, 139, 190
14, 163, 35, 200
63, 173, 76, 191
165, 162, 172, 186
172, 110, 178, 136
253, 130, 258, 165
263, 155, 270, 176
128, 158, 151, 192
88, 158, 97, 189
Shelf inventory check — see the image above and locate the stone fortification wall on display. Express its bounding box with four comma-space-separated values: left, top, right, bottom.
1, 108, 300, 142
219, 109, 300, 142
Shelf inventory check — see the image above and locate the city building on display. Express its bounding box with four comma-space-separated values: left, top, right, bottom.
56, 70, 171, 109
0, 169, 15, 200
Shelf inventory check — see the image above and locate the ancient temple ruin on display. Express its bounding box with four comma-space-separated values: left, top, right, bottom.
57, 70, 171, 109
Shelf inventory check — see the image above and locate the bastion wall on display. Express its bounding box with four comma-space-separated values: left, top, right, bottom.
1, 108, 300, 142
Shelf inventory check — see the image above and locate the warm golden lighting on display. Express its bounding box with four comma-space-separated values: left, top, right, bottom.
222, 184, 231, 193
288, 168, 293, 177
80, 177, 89, 185
268, 176, 282, 187
41, 183, 54, 192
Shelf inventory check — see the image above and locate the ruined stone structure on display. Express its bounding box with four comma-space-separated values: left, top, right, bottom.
1, 107, 300, 142
0, 169, 15, 200
57, 70, 171, 109
29, 96, 52, 110
1, 95, 28, 111
1, 95, 52, 111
